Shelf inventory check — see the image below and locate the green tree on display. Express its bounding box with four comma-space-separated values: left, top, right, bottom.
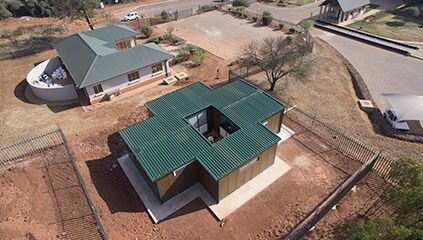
160, 10, 168, 21
141, 25, 153, 38
384, 157, 423, 227
54, 0, 99, 30
242, 36, 310, 91
347, 157, 423, 240
348, 218, 413, 240
192, 47, 205, 66
0, 4, 12, 19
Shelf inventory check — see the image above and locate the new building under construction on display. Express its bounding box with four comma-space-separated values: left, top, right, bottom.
120, 79, 285, 203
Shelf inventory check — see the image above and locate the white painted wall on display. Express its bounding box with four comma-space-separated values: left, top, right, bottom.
85, 61, 168, 100
26, 57, 79, 102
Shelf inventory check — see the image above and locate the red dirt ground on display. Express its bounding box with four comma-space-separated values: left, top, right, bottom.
66, 108, 382, 240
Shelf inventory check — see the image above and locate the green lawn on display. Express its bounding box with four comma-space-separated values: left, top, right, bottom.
348, 12, 423, 42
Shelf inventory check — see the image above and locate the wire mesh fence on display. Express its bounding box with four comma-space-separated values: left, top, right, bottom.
0, 127, 108, 240
283, 155, 379, 240
285, 108, 397, 182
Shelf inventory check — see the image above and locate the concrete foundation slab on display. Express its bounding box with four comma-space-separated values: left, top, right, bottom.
118, 154, 291, 223
278, 124, 295, 144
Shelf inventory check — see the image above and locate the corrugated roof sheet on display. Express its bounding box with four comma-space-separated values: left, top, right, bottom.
120, 79, 285, 181
52, 25, 173, 88
320, 0, 370, 12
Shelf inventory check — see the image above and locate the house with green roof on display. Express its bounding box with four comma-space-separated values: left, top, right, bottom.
27, 24, 173, 104
119, 79, 285, 203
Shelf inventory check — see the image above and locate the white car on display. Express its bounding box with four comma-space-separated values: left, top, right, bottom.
123, 12, 139, 21
384, 109, 410, 131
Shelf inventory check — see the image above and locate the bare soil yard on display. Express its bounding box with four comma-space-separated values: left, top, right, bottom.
157, 11, 283, 60
68, 105, 373, 240
0, 144, 101, 240
0, 9, 418, 240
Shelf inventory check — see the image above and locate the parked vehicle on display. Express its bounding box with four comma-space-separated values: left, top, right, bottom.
384, 109, 410, 131
123, 12, 139, 21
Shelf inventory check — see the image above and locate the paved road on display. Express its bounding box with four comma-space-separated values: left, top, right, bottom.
248, 1, 322, 24
313, 29, 423, 104
111, 0, 213, 18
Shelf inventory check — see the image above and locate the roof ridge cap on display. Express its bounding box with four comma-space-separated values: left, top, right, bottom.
76, 33, 98, 56
79, 55, 99, 88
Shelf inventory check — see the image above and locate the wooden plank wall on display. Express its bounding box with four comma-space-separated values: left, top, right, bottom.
218, 144, 277, 201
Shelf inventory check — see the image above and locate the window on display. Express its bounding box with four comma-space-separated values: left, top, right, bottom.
239, 157, 259, 172
127, 71, 140, 82
93, 84, 103, 94
116, 39, 131, 51
152, 63, 163, 74
187, 111, 208, 134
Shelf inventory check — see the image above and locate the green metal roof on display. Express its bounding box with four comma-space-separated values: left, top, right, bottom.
119, 79, 285, 182
52, 25, 173, 88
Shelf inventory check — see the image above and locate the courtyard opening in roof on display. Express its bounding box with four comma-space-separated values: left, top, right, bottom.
187, 107, 240, 144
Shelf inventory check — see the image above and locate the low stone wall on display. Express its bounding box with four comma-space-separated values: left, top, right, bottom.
317, 37, 423, 143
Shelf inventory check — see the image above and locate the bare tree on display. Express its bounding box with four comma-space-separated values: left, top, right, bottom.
55, 0, 99, 30
242, 36, 310, 91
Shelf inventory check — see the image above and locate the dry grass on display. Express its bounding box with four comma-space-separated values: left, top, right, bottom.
247, 39, 423, 160
348, 12, 423, 42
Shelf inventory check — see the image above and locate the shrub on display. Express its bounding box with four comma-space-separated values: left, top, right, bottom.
0, 5, 12, 19
149, 34, 185, 45
160, 10, 169, 21
140, 25, 153, 38
192, 47, 205, 66
233, 0, 250, 8
263, 10, 271, 16
252, 16, 258, 22
279, 22, 285, 29
303, 20, 314, 30
169, 54, 189, 65
199, 4, 218, 12
289, 27, 296, 34
262, 11, 272, 26
401, 6, 420, 17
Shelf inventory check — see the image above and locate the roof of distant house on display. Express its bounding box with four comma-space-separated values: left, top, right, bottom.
119, 79, 285, 182
320, 0, 370, 12
52, 24, 173, 88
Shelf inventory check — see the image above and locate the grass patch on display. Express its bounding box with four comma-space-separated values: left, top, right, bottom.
348, 12, 423, 42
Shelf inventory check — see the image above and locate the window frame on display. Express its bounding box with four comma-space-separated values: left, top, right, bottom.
116, 39, 131, 51
127, 71, 140, 83
151, 63, 163, 74
93, 84, 103, 95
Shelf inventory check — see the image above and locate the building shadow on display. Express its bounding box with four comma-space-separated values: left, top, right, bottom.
163, 197, 218, 222
14, 79, 31, 104
86, 132, 216, 222
86, 133, 145, 214
14, 79, 83, 113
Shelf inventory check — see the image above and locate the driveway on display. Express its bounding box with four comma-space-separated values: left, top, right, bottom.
248, 1, 322, 24
157, 11, 283, 60
313, 29, 423, 106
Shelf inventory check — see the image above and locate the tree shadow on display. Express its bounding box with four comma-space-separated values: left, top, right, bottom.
385, 21, 405, 27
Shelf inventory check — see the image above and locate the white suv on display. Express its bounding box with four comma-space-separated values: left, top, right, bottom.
384, 109, 410, 131
123, 12, 139, 21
